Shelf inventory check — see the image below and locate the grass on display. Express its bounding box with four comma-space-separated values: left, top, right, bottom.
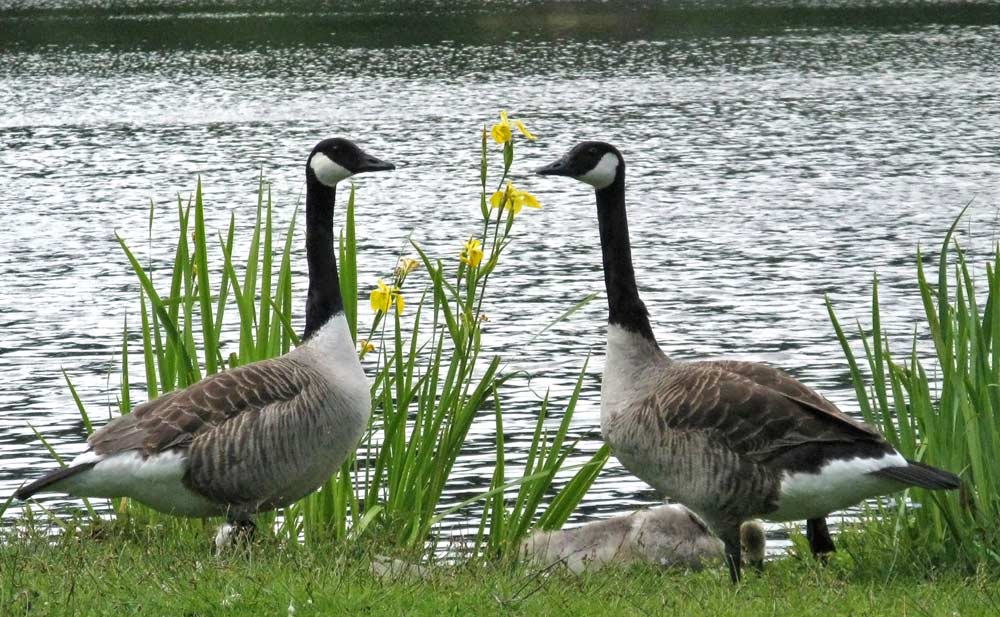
827, 207, 1000, 569
2, 520, 998, 617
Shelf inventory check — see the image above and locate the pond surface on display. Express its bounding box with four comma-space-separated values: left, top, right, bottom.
2, 0, 999, 554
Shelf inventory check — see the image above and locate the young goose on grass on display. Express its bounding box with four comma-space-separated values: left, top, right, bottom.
521, 504, 766, 574
535, 141, 960, 582
15, 138, 394, 545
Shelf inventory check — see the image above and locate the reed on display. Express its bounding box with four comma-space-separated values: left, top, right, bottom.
31, 115, 604, 557
827, 207, 1000, 569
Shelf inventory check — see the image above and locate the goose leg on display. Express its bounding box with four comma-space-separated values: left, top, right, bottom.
721, 527, 743, 583
806, 517, 836, 560
233, 517, 256, 542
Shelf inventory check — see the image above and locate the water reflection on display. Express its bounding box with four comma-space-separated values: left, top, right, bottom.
1, 1, 999, 556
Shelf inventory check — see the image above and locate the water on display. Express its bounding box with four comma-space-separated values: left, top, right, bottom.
2, 0, 999, 554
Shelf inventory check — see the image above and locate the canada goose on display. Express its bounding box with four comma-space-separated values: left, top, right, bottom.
535, 141, 961, 582
521, 504, 766, 574
15, 138, 394, 545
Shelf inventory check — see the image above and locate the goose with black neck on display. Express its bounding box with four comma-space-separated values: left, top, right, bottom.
16, 138, 394, 548
536, 140, 960, 582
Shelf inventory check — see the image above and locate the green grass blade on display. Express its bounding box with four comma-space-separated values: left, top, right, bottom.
120, 314, 130, 414
256, 185, 274, 356
524, 292, 599, 347
537, 444, 611, 530
138, 289, 159, 399
212, 212, 237, 356
192, 178, 218, 375
116, 233, 195, 383
824, 294, 874, 419
62, 370, 93, 434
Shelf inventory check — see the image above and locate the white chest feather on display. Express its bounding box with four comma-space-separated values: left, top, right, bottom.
601, 324, 667, 432
771, 451, 908, 521
302, 314, 359, 361
297, 313, 372, 428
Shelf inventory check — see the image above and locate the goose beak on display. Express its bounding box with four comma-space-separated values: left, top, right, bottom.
355, 154, 396, 174
535, 156, 571, 177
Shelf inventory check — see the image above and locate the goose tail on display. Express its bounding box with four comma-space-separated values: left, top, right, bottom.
14, 462, 97, 500
870, 459, 960, 490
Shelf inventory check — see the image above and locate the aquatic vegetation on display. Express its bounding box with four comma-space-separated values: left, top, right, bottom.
827, 207, 1000, 569
21, 113, 606, 556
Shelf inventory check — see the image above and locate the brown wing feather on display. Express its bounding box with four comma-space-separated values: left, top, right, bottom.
710, 360, 881, 438
87, 357, 306, 458
645, 361, 888, 466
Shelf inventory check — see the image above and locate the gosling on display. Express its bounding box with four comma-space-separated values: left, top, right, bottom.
521, 504, 766, 574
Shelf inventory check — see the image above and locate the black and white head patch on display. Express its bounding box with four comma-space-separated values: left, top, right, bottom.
309, 152, 353, 187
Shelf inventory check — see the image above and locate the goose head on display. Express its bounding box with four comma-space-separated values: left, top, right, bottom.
535, 141, 624, 190
307, 138, 395, 187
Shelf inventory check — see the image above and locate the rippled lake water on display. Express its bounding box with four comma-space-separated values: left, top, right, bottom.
2, 0, 999, 554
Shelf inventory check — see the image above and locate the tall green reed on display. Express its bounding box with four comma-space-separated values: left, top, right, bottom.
827, 208, 1000, 568
36, 113, 604, 556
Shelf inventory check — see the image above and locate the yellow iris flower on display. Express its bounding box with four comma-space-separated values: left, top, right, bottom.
358, 339, 376, 357
488, 188, 506, 210
491, 122, 512, 144
518, 191, 540, 210
395, 257, 420, 277
460, 238, 484, 267
489, 109, 536, 144
514, 119, 537, 141
370, 279, 404, 314
489, 182, 542, 216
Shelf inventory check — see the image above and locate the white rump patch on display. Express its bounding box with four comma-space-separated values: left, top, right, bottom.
309, 152, 352, 187
55, 449, 219, 517
578, 152, 619, 189
772, 451, 908, 521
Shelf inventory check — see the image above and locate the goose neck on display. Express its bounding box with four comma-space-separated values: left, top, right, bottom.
595, 178, 656, 343
304, 179, 344, 340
